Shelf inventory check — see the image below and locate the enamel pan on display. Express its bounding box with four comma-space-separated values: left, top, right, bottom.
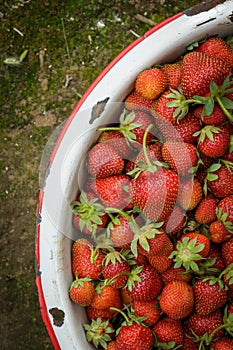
35, 1, 233, 349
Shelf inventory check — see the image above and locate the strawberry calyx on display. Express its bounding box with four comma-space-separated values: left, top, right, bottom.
71, 191, 106, 235
216, 207, 233, 234
154, 337, 181, 350
69, 275, 93, 290
193, 125, 221, 143
201, 263, 233, 290
169, 236, 205, 272
83, 317, 114, 349
97, 109, 141, 144
125, 265, 143, 292
203, 162, 221, 195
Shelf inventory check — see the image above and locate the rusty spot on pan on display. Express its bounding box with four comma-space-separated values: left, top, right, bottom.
89, 97, 110, 124
49, 307, 65, 327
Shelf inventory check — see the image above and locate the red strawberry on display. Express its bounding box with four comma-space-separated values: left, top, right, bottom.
110, 216, 135, 249
71, 239, 105, 280
88, 142, 124, 178
106, 341, 118, 350
136, 228, 173, 258
195, 125, 230, 158
159, 280, 194, 319
72, 191, 109, 235
115, 322, 154, 350
120, 287, 133, 306
217, 195, 233, 225
188, 309, 224, 340
161, 63, 183, 90
135, 67, 168, 100
129, 167, 179, 222
134, 142, 163, 165
206, 163, 233, 198
181, 51, 231, 98
125, 90, 154, 112
98, 130, 132, 158
221, 238, 233, 266
164, 205, 186, 235
69, 276, 95, 307
132, 300, 161, 326
171, 112, 202, 144
102, 251, 131, 289
194, 195, 217, 224
177, 177, 203, 211
153, 317, 183, 346
160, 263, 192, 286
211, 336, 233, 350
206, 243, 225, 271
91, 174, 131, 210
127, 265, 162, 302
162, 140, 198, 176
194, 278, 228, 316
148, 254, 172, 273
91, 284, 122, 310
196, 36, 233, 68
87, 305, 117, 321
209, 220, 230, 243
194, 103, 227, 125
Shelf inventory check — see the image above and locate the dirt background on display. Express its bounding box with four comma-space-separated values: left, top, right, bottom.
0, 0, 202, 349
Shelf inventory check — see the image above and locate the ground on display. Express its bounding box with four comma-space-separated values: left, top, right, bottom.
0, 0, 204, 349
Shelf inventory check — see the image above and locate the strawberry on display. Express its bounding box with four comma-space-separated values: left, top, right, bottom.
102, 250, 131, 289
91, 284, 122, 310
164, 205, 186, 235
120, 287, 133, 306
115, 322, 154, 350
194, 195, 217, 224
153, 317, 183, 346
221, 238, 233, 266
195, 125, 230, 158
87, 142, 125, 178
188, 309, 224, 340
196, 36, 233, 68
129, 167, 179, 222
206, 244, 225, 271
206, 163, 233, 198
170, 232, 210, 272
194, 103, 227, 125
160, 263, 192, 285
132, 300, 161, 326
87, 305, 117, 321
69, 276, 95, 307
71, 239, 105, 280
148, 254, 173, 273
217, 195, 233, 225
83, 318, 114, 349
109, 216, 135, 249
177, 177, 203, 211
161, 63, 183, 90
72, 191, 109, 235
135, 67, 168, 100
106, 341, 118, 350
161, 140, 198, 176
134, 142, 163, 165
125, 90, 154, 112
171, 112, 201, 144
211, 336, 233, 350
127, 265, 162, 302
181, 51, 232, 98
194, 278, 228, 316
91, 174, 131, 210
209, 220, 230, 243
98, 130, 132, 158
159, 280, 194, 319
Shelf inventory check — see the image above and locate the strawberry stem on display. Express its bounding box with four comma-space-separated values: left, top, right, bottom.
142, 124, 154, 167
216, 95, 233, 122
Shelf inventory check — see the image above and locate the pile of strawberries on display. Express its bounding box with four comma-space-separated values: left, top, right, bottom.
69, 36, 233, 350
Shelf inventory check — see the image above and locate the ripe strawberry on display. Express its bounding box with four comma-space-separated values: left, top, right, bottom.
162, 140, 198, 176
171, 112, 202, 144
161, 63, 183, 90
132, 300, 161, 326
135, 67, 168, 100
136, 228, 173, 258
106, 341, 118, 350
194, 195, 217, 224
87, 142, 124, 178
129, 167, 179, 222
221, 238, 233, 266
181, 323, 199, 350
125, 90, 154, 112
110, 216, 135, 249
120, 287, 133, 306
188, 309, 224, 339
91, 174, 131, 210
159, 280, 194, 319
195, 125, 230, 158
206, 163, 233, 198
177, 177, 203, 211
206, 243, 225, 271
194, 278, 228, 316
148, 254, 173, 273
115, 322, 154, 350
211, 336, 233, 350
98, 130, 132, 158
194, 103, 227, 125
134, 142, 163, 166
91, 284, 122, 310
102, 250, 131, 289
87, 305, 117, 321
181, 51, 232, 98
72, 191, 109, 235
153, 317, 183, 345
160, 263, 192, 285
83, 318, 114, 349
209, 220, 230, 243
69, 276, 95, 307
217, 195, 233, 225
127, 265, 162, 302
164, 205, 186, 235
71, 239, 105, 280
196, 36, 233, 68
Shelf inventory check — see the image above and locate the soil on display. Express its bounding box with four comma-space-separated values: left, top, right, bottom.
0, 0, 206, 349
